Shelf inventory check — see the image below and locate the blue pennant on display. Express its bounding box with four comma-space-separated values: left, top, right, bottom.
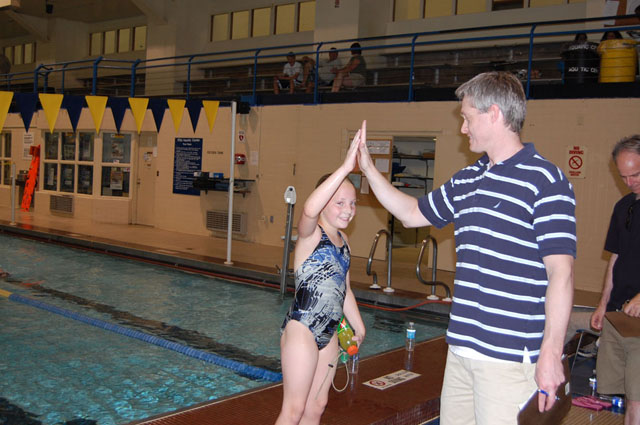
186, 99, 203, 133
108, 97, 129, 133
14, 92, 38, 132
149, 98, 167, 133
62, 95, 85, 133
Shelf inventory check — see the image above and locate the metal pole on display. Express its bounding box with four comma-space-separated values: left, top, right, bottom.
10, 163, 16, 225
225, 101, 237, 265
280, 186, 297, 297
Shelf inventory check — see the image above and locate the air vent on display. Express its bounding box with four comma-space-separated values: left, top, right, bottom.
50, 195, 73, 215
206, 210, 247, 235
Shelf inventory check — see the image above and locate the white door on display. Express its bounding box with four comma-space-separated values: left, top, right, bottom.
134, 133, 157, 226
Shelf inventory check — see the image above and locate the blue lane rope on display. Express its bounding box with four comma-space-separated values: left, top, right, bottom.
8, 292, 282, 382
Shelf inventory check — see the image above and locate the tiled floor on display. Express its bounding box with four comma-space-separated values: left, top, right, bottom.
0, 206, 619, 424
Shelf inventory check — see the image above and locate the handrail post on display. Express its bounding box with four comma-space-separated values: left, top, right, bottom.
252, 49, 262, 105
131, 59, 141, 98
526, 24, 537, 99
61, 63, 69, 93
366, 229, 394, 292
416, 236, 452, 300
280, 186, 297, 297
33, 64, 43, 93
92, 56, 103, 96
313, 42, 323, 104
186, 55, 195, 100
10, 163, 16, 225
43, 68, 51, 93
409, 35, 418, 101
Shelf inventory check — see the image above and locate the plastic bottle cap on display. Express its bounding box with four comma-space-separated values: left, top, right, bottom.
347, 345, 358, 356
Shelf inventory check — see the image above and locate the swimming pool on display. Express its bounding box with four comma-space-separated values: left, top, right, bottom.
0, 233, 447, 424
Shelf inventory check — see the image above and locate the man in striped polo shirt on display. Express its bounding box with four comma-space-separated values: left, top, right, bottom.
356, 71, 576, 424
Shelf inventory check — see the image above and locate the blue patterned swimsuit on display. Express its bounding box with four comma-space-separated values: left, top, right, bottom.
281, 226, 351, 349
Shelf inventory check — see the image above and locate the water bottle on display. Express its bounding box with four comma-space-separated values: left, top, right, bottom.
406, 321, 416, 351
589, 369, 597, 396
337, 316, 358, 356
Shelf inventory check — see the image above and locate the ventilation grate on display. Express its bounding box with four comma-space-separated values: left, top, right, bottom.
50, 195, 73, 215
206, 210, 247, 235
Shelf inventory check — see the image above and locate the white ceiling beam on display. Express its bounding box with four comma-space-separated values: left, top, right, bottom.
4, 9, 49, 41
129, 0, 167, 25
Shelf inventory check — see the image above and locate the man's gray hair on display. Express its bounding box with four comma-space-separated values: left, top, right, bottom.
612, 134, 640, 161
455, 71, 527, 134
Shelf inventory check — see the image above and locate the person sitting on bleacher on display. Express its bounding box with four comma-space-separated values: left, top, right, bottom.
301, 47, 343, 93
331, 42, 367, 92
273, 52, 303, 94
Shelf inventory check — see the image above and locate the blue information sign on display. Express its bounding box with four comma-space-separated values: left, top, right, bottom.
173, 138, 203, 196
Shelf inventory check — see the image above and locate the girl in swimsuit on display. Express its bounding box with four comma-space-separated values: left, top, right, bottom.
276, 121, 367, 425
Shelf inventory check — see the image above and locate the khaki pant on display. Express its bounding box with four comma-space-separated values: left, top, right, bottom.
597, 318, 640, 400
440, 347, 537, 425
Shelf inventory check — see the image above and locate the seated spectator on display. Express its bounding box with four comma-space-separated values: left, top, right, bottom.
301, 47, 343, 92
331, 42, 367, 92
598, 31, 638, 83
273, 52, 303, 94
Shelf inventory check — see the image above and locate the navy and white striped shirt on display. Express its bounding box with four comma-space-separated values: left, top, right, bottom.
418, 143, 576, 362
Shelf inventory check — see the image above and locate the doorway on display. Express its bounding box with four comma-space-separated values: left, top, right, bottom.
134, 132, 157, 226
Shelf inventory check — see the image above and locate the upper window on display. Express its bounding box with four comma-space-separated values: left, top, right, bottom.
211, 2, 315, 41
3, 42, 35, 65
394, 0, 423, 21
492, 0, 523, 11
90, 25, 147, 55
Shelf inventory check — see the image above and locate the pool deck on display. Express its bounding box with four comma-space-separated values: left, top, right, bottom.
0, 207, 615, 425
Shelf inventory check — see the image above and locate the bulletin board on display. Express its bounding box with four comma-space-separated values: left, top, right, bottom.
348, 137, 393, 207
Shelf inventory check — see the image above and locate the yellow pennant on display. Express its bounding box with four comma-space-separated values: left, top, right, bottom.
128, 97, 149, 134
167, 99, 186, 132
203, 100, 220, 133
39, 93, 64, 133
0, 91, 14, 133
85, 95, 108, 134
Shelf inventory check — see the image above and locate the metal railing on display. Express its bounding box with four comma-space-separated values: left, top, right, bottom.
366, 229, 394, 293
1, 14, 638, 104
416, 236, 451, 301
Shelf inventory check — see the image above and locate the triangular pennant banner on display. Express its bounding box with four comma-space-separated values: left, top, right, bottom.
14, 92, 38, 132
149, 98, 167, 133
186, 99, 203, 133
0, 91, 14, 133
39, 93, 64, 133
85, 95, 108, 134
62, 95, 85, 133
202, 100, 220, 133
108, 97, 128, 134
167, 99, 186, 132
128, 97, 149, 134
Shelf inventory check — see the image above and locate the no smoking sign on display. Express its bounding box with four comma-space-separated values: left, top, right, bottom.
565, 145, 587, 179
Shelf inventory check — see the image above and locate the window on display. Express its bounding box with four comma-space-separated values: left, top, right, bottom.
457, 0, 486, 14
101, 133, 131, 197
118, 28, 131, 53
275, 4, 296, 35
231, 10, 250, 40
42, 131, 95, 195
425, 0, 452, 17
90, 32, 103, 56
252, 7, 271, 37
104, 30, 116, 54
134, 26, 147, 51
492, 0, 523, 11
212, 14, 230, 41
90, 26, 146, 55
1, 132, 11, 186
3, 42, 35, 65
298, 1, 315, 31
394, 0, 422, 21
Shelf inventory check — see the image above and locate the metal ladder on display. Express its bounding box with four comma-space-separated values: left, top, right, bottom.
416, 236, 451, 301
366, 229, 394, 293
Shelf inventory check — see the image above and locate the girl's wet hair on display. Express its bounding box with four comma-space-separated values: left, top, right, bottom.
315, 173, 354, 188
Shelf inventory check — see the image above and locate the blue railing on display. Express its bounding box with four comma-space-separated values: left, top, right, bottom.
3, 14, 639, 104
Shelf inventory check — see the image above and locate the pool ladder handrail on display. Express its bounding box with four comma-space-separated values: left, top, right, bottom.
416, 236, 452, 301
366, 229, 394, 293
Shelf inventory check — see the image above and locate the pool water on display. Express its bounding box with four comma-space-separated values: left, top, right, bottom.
0, 234, 447, 425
